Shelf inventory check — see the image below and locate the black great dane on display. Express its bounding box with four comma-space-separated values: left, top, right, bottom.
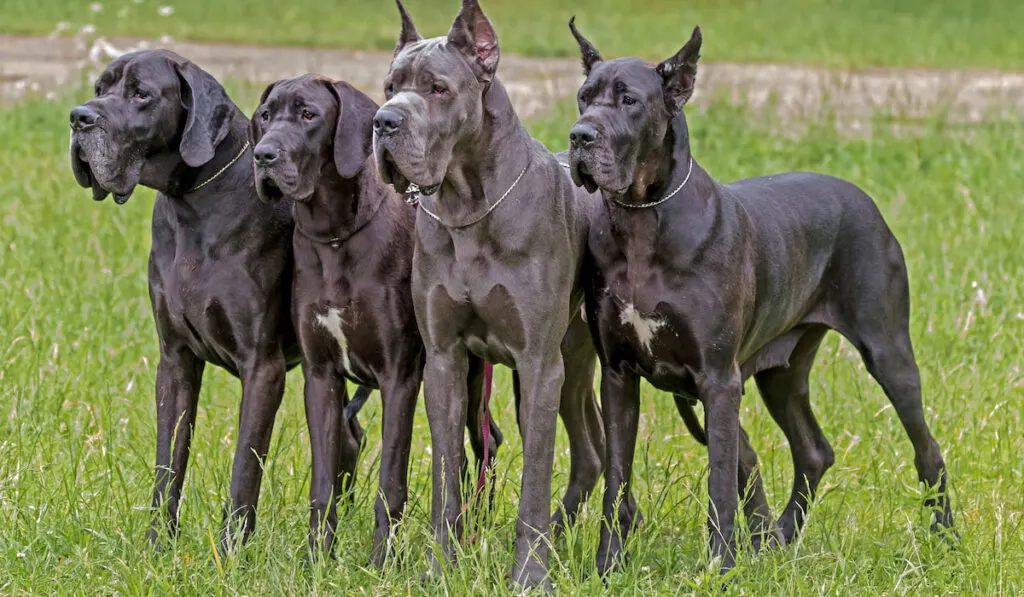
566, 22, 955, 575
68, 50, 370, 553
372, 0, 607, 590
249, 73, 503, 565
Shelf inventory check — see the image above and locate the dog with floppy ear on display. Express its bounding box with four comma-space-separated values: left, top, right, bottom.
68, 49, 317, 553
567, 21, 956, 575
250, 74, 505, 565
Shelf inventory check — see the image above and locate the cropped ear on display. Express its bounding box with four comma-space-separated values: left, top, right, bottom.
447, 0, 499, 82
326, 81, 380, 179
394, 0, 423, 57
655, 26, 702, 111
569, 16, 603, 77
174, 60, 234, 167
248, 80, 278, 145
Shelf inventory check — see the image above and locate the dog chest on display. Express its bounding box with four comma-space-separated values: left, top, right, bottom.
593, 282, 707, 388
300, 302, 375, 385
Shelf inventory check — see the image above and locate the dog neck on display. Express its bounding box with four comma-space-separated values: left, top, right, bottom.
626, 112, 695, 206
606, 112, 713, 245
292, 157, 389, 246
427, 78, 533, 226
145, 108, 252, 200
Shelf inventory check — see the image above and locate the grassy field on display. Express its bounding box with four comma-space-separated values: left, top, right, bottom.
0, 77, 1022, 595
3, 0, 1024, 69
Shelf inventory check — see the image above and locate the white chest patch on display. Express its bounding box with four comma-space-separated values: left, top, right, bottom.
316, 307, 352, 372
619, 303, 666, 354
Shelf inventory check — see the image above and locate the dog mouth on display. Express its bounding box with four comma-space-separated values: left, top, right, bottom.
70, 135, 138, 204
376, 148, 411, 194
570, 157, 600, 195
256, 174, 286, 203
570, 151, 632, 196
375, 143, 446, 196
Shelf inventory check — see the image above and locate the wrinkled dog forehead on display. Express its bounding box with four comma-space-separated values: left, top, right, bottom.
584, 57, 663, 96
96, 49, 184, 93
265, 76, 335, 109
388, 38, 476, 85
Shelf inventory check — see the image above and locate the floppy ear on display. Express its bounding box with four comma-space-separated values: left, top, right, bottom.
569, 16, 603, 77
174, 60, 234, 167
447, 0, 499, 82
393, 0, 423, 57
248, 80, 278, 145
326, 81, 380, 180
655, 26, 702, 111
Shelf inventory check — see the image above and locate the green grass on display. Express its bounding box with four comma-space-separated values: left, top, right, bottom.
2, 84, 1023, 595
4, 0, 1024, 69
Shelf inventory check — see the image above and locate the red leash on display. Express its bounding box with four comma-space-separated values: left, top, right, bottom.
476, 362, 493, 495
464, 363, 493, 545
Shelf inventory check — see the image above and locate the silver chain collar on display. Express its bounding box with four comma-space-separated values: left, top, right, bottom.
408, 159, 530, 229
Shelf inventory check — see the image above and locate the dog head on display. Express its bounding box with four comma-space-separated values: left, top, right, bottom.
250, 75, 378, 203
372, 0, 499, 196
567, 19, 701, 200
68, 49, 235, 204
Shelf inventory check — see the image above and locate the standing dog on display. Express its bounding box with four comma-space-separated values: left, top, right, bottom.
68, 50, 372, 552
566, 22, 955, 574
372, 0, 607, 590
249, 73, 503, 564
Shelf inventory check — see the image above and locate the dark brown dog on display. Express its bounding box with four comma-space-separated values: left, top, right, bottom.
250, 74, 503, 564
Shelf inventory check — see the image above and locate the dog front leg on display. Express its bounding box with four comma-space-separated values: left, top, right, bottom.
147, 346, 205, 548
554, 316, 605, 535
220, 352, 287, 553
371, 369, 420, 567
595, 365, 641, 577
511, 350, 565, 593
701, 369, 742, 572
422, 347, 469, 577
303, 364, 359, 559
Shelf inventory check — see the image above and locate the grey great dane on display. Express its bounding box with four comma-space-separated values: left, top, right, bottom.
249, 73, 503, 565
68, 50, 371, 553
371, 0, 607, 590
566, 21, 956, 575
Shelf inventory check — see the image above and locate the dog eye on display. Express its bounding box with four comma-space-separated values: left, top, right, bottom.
384, 83, 394, 99
431, 84, 448, 96
301, 109, 315, 121
133, 89, 149, 101
260, 110, 269, 122
622, 95, 637, 106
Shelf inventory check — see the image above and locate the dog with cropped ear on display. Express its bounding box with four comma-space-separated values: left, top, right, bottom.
566, 20, 956, 576
68, 50, 373, 554
249, 73, 505, 565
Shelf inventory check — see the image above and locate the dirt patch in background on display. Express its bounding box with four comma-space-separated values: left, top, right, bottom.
3, 33, 1023, 130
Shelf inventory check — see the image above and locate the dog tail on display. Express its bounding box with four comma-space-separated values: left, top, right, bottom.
343, 385, 375, 421
673, 394, 707, 446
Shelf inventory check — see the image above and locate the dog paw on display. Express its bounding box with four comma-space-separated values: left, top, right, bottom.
511, 562, 553, 595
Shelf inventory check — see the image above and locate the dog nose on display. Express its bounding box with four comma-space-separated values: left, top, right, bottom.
373, 109, 403, 137
70, 105, 99, 131
253, 144, 280, 167
569, 123, 598, 149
